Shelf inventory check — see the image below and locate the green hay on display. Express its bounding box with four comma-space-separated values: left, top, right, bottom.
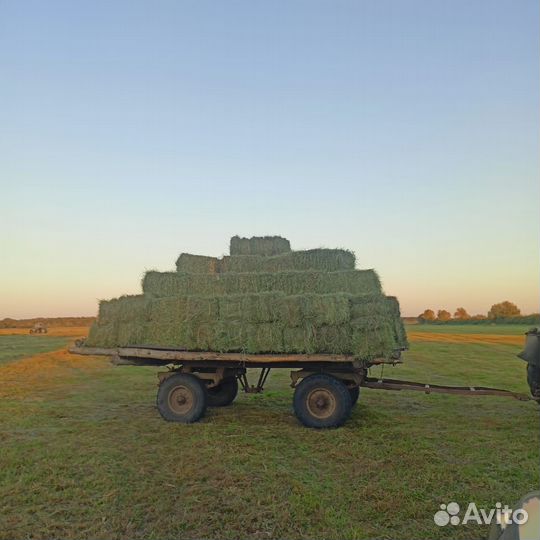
173, 248, 355, 274
97, 295, 150, 325
144, 323, 193, 349
282, 318, 398, 358
350, 319, 397, 359
314, 325, 352, 355
210, 322, 285, 353
175, 253, 220, 274
221, 249, 355, 273
213, 322, 245, 352
245, 323, 284, 353
86, 290, 404, 359
386, 296, 408, 348
117, 322, 147, 347
143, 269, 380, 297
149, 296, 219, 325
218, 293, 283, 324
279, 294, 350, 327
86, 322, 119, 348
230, 236, 291, 256
349, 294, 392, 319
193, 324, 214, 350
282, 325, 317, 354
87, 231, 405, 359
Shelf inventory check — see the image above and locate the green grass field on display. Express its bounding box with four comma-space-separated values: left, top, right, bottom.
0, 335, 71, 366
0, 328, 538, 539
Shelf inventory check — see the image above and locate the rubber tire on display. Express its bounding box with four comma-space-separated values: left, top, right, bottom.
349, 386, 360, 406
156, 373, 207, 423
527, 363, 540, 400
293, 374, 352, 429
207, 377, 239, 407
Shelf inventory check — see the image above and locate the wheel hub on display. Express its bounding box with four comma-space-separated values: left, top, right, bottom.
306, 388, 337, 419
168, 385, 194, 415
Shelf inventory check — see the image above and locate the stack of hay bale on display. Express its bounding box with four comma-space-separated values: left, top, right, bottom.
85, 236, 407, 359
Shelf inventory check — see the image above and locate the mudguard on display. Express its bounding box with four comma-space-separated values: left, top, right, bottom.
517, 328, 540, 367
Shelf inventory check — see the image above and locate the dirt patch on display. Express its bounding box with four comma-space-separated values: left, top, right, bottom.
407, 332, 523, 346
0, 348, 108, 398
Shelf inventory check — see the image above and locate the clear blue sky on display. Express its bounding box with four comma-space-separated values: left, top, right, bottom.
1, 0, 538, 318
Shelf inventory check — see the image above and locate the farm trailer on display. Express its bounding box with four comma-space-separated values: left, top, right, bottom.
70, 342, 530, 428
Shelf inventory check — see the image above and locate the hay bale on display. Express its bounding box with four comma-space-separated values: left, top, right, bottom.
86, 287, 405, 360
86, 322, 119, 348
288, 249, 356, 272
213, 321, 245, 352
245, 323, 284, 353
192, 323, 214, 350
230, 235, 291, 256
218, 293, 283, 324
278, 294, 350, 327
149, 296, 218, 325
148, 324, 182, 349
313, 270, 379, 295
86, 232, 408, 358
175, 253, 220, 274
282, 325, 317, 354
314, 325, 352, 354
142, 272, 186, 298
221, 249, 355, 273
144, 322, 193, 349
143, 269, 380, 298
349, 294, 392, 319
386, 296, 408, 348
143, 271, 228, 297
117, 322, 147, 347
350, 318, 397, 359
97, 295, 150, 325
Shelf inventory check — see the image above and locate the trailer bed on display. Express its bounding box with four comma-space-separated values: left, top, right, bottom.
69, 345, 398, 368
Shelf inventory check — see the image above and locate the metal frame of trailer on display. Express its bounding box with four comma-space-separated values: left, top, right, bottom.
69, 343, 531, 428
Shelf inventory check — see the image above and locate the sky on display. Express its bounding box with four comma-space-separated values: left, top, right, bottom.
0, 0, 538, 318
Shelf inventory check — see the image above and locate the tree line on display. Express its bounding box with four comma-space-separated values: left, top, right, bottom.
418, 301, 540, 325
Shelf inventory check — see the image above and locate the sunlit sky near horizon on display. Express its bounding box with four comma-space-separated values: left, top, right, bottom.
1, 0, 538, 319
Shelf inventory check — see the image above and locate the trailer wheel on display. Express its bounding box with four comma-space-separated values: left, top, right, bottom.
349, 386, 360, 406
207, 377, 238, 407
156, 373, 207, 423
527, 364, 540, 401
293, 374, 352, 428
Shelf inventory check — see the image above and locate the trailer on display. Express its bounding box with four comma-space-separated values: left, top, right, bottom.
70, 341, 530, 428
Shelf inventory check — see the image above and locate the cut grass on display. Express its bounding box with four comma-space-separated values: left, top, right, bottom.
0, 326, 90, 337
406, 324, 532, 335
0, 335, 71, 366
407, 332, 526, 346
0, 326, 538, 540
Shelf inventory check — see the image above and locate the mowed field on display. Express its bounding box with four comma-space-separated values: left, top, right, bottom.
0, 324, 538, 539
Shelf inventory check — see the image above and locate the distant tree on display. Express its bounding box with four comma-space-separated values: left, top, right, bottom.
471, 314, 487, 321
418, 309, 436, 323
488, 301, 521, 319
437, 309, 452, 322
454, 307, 470, 320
